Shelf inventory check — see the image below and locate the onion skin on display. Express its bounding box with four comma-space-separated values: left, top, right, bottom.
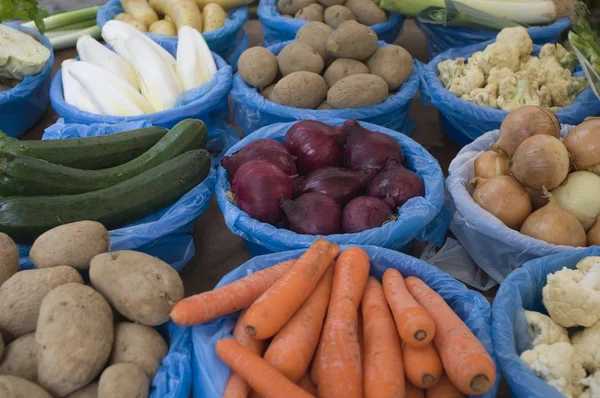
300, 167, 371, 206
280, 192, 342, 235
508, 135, 570, 191
551, 171, 600, 231
587, 216, 600, 246
342, 196, 392, 233
520, 199, 586, 247
471, 176, 531, 230
563, 118, 600, 175
526, 188, 549, 211
221, 139, 297, 176
366, 157, 424, 210
474, 150, 509, 178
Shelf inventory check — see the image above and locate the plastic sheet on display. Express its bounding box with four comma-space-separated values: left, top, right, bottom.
97, 0, 248, 65
258, 0, 405, 46
491, 246, 600, 398
231, 40, 419, 135
419, 42, 600, 146
0, 23, 54, 138
216, 119, 447, 255
191, 245, 499, 398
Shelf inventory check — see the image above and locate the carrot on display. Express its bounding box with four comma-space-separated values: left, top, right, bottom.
171, 260, 295, 326
424, 374, 466, 398
405, 380, 425, 398
317, 297, 363, 398
263, 264, 334, 382
402, 341, 443, 388
215, 339, 314, 398
297, 373, 317, 396
243, 239, 340, 339
382, 268, 435, 347
405, 277, 496, 395
362, 277, 405, 398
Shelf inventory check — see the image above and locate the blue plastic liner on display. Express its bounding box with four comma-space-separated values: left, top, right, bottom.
97, 0, 248, 65
491, 246, 600, 398
216, 119, 448, 256
419, 41, 600, 146
258, 0, 405, 46
231, 40, 420, 136
416, 18, 571, 59
191, 245, 499, 398
228, 30, 249, 69
0, 23, 54, 138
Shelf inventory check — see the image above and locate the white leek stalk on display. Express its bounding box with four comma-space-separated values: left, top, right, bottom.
0, 25, 51, 79
61, 59, 99, 114
176, 26, 218, 91
69, 61, 154, 116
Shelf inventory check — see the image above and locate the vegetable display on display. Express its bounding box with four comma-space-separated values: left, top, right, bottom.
276, 0, 390, 28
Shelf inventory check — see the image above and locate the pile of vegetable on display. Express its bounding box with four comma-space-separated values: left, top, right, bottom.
222, 119, 425, 235
0, 119, 211, 243
0, 220, 184, 397
518, 255, 600, 397
237, 21, 413, 109
569, 18, 600, 100
276, 0, 389, 28
61, 20, 217, 116
171, 240, 497, 397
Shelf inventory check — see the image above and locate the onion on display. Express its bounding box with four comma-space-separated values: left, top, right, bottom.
342, 196, 393, 233
221, 139, 297, 176
494, 106, 560, 157
563, 118, 600, 174
366, 157, 424, 210
474, 150, 509, 178
231, 160, 294, 225
526, 188, 549, 211
587, 216, 600, 246
520, 194, 586, 247
551, 171, 600, 231
280, 192, 342, 235
508, 135, 570, 191
471, 176, 531, 230
300, 167, 371, 206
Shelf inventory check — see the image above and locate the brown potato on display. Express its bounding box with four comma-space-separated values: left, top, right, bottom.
277, 0, 316, 15
296, 21, 333, 61
295, 3, 324, 21
323, 58, 369, 87
324, 5, 356, 29
66, 383, 98, 398
270, 71, 328, 109
344, 0, 387, 25
238, 47, 279, 89
317, 0, 345, 6
98, 363, 148, 398
121, 0, 158, 26
282, 14, 293, 18
261, 84, 276, 99
0, 375, 51, 398
317, 101, 334, 110
327, 73, 388, 108
0, 233, 18, 288
110, 322, 168, 379
149, 19, 177, 36
0, 333, 37, 382
326, 20, 377, 60
366, 45, 414, 90
277, 42, 324, 76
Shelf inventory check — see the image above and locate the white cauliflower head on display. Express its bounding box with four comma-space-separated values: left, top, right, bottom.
496, 26, 533, 58
438, 58, 485, 97
538, 85, 553, 107
482, 42, 521, 72
579, 372, 600, 398
497, 76, 541, 112
487, 67, 516, 86
462, 84, 499, 109
525, 310, 570, 347
572, 321, 600, 374
540, 43, 578, 71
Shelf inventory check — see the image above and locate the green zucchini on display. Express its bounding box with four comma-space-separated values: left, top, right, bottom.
0, 149, 212, 243
0, 119, 209, 196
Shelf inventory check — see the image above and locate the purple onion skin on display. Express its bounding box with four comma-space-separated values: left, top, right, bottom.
342, 196, 392, 233
231, 160, 294, 225
343, 119, 404, 174
300, 167, 371, 206
367, 157, 424, 210
221, 139, 297, 176
284, 120, 347, 175
280, 192, 342, 235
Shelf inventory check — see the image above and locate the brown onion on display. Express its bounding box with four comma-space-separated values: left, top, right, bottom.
471, 176, 531, 230
587, 216, 600, 246
526, 188, 549, 211
494, 106, 560, 157
474, 150, 509, 178
563, 118, 600, 174
508, 135, 570, 191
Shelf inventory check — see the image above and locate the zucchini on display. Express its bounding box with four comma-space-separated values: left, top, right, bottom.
0, 119, 209, 196
0, 126, 168, 170
0, 149, 212, 243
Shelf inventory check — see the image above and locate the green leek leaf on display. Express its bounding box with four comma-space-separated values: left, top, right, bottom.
417, 0, 522, 30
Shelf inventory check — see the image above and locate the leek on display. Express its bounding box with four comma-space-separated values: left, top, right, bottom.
418, 0, 523, 29
49, 25, 100, 51
22, 5, 100, 31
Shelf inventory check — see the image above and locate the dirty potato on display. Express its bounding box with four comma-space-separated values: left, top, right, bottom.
66, 383, 98, 398
110, 322, 168, 379
317, 101, 334, 110
238, 47, 279, 88
344, 0, 387, 26
261, 84, 276, 99
0, 333, 37, 382
98, 363, 148, 398
323, 58, 369, 87
327, 73, 388, 108
295, 21, 333, 61
366, 45, 414, 90
0, 375, 52, 398
0, 233, 18, 288
323, 5, 356, 29
317, 0, 345, 6
295, 3, 324, 21
270, 71, 328, 109
277, 0, 316, 15
277, 42, 324, 76
327, 20, 377, 60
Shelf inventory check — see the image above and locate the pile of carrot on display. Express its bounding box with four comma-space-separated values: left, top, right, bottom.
170, 239, 497, 398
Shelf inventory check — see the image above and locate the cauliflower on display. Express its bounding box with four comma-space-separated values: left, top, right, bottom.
572, 322, 600, 374
438, 58, 485, 97
496, 26, 533, 58
539, 85, 553, 107
520, 55, 541, 72
525, 310, 570, 347
580, 372, 600, 398
548, 77, 588, 108
470, 42, 521, 73
540, 43, 578, 71
462, 84, 498, 108
497, 76, 541, 112
487, 67, 516, 86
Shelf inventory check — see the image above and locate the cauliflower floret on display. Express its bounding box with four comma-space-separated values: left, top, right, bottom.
438, 58, 485, 97
540, 43, 578, 71
496, 26, 533, 58
520, 55, 541, 71
525, 310, 570, 347
572, 322, 600, 374
468, 51, 491, 75
497, 76, 541, 112
438, 58, 466, 88
539, 85, 553, 107
487, 67, 516, 86
548, 76, 588, 108
484, 42, 521, 72
462, 84, 498, 108
580, 372, 600, 398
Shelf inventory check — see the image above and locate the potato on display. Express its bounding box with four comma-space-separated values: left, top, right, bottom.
295, 4, 324, 21
89, 251, 184, 326
121, 0, 158, 26
36, 283, 113, 397
277, 42, 324, 76
238, 47, 279, 88
0, 233, 18, 288
98, 363, 148, 398
125, 19, 148, 32
327, 20, 377, 60
30, 221, 110, 271
327, 73, 388, 108
114, 13, 134, 22
324, 5, 356, 28
317, 101, 334, 110
110, 322, 167, 379
318, 0, 345, 6
323, 58, 368, 87
344, 0, 387, 26
282, 14, 293, 18
366, 45, 413, 91
261, 84, 276, 99
296, 21, 333, 61
0, 334, 3, 361
203, 3, 227, 32
149, 19, 177, 36
0, 266, 83, 340
277, 0, 316, 15
0, 333, 37, 382
0, 375, 51, 398
153, 0, 203, 31
270, 71, 328, 109
66, 383, 98, 398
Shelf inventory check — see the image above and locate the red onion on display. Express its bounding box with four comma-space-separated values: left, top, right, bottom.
221, 139, 297, 176
300, 167, 371, 206
343, 119, 404, 174
231, 160, 294, 225
284, 120, 347, 175
280, 192, 342, 235
367, 157, 424, 210
342, 196, 393, 233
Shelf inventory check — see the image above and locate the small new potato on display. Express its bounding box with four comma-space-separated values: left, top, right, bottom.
317, 101, 334, 109
277, 0, 316, 15
296, 21, 333, 60
270, 71, 328, 109
318, 0, 345, 6
277, 42, 324, 76
110, 322, 168, 379
261, 84, 276, 99
114, 13, 134, 22
66, 383, 98, 398
203, 3, 227, 32
0, 375, 51, 398
149, 19, 177, 36
366, 45, 413, 91
238, 47, 279, 88
121, 0, 158, 26
323, 58, 369, 87
125, 19, 148, 32
153, 0, 203, 31
324, 5, 356, 29
327, 20, 377, 60
327, 73, 388, 108
98, 363, 148, 398
0, 233, 18, 288
0, 333, 37, 382
344, 0, 387, 26
295, 3, 324, 21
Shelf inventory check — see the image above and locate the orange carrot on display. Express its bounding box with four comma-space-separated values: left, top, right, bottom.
405, 380, 425, 398
215, 339, 314, 398
425, 374, 466, 398
243, 239, 340, 339
382, 268, 435, 347
297, 373, 318, 396
263, 264, 334, 382
171, 260, 295, 326
402, 342, 443, 388
317, 297, 363, 398
362, 277, 405, 398
405, 277, 496, 396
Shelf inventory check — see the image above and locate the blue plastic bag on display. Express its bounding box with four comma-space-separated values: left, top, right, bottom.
419, 41, 600, 146
216, 119, 447, 256
227, 30, 249, 69
0, 23, 54, 138
191, 245, 499, 398
97, 0, 248, 65
231, 40, 420, 135
416, 18, 571, 59
152, 322, 192, 398
258, 0, 405, 46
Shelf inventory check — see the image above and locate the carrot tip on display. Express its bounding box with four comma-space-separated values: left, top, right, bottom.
422, 374, 436, 387
244, 325, 257, 338
414, 330, 427, 341
470, 374, 491, 393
